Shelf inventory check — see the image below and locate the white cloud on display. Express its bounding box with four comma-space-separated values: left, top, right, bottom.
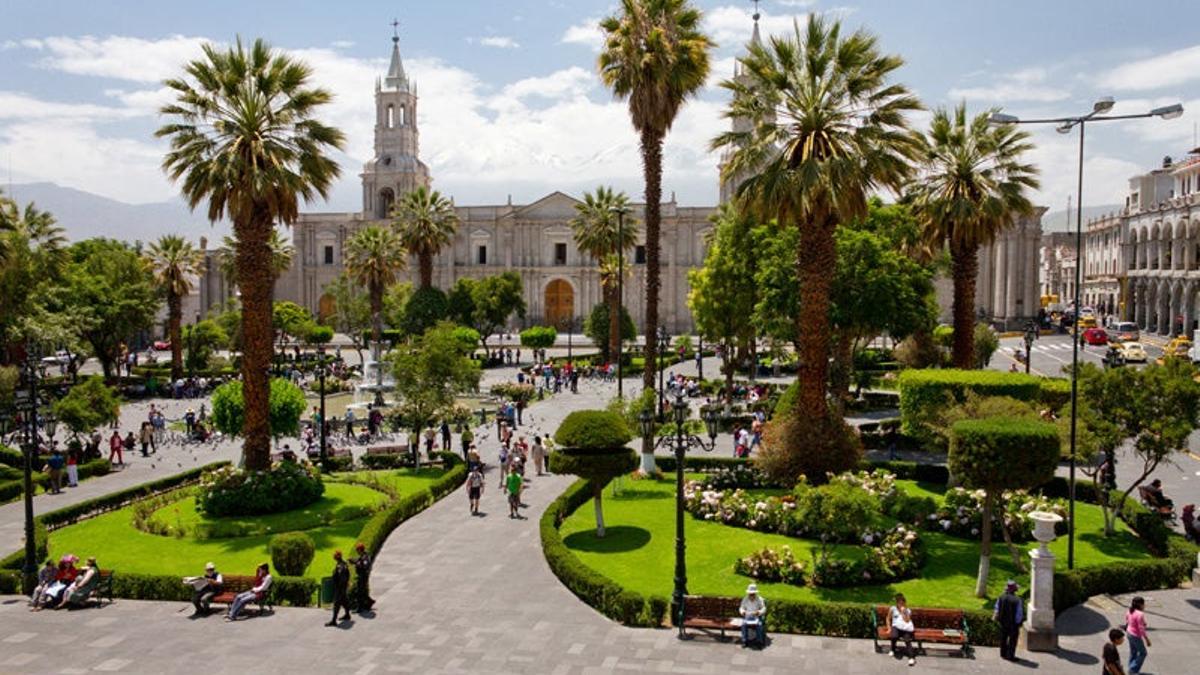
498, 67, 594, 103
478, 36, 520, 49
948, 67, 1070, 104
1099, 44, 1200, 91
330, 40, 355, 49
0, 91, 139, 120
26, 34, 209, 83
774, 0, 815, 7
561, 16, 604, 50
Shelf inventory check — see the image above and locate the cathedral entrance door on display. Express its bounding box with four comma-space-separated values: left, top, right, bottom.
318, 293, 337, 323
545, 279, 574, 329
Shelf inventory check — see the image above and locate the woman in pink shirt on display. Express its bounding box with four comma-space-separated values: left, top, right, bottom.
1125, 596, 1150, 674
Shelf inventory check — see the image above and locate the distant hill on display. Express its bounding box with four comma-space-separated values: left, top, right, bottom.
2, 182, 230, 244
1041, 204, 1123, 233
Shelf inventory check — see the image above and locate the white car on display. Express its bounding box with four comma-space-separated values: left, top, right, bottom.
1119, 342, 1148, 363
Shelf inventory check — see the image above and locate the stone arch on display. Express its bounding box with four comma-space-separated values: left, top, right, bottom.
386, 104, 395, 129
543, 277, 576, 330
318, 293, 336, 322
377, 187, 395, 219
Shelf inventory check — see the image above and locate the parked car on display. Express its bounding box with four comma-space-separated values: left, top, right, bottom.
1082, 327, 1108, 345
1118, 342, 1148, 363
1110, 322, 1140, 343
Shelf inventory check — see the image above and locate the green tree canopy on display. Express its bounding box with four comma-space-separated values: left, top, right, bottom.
389, 322, 482, 438
445, 273, 526, 351
210, 378, 308, 440
184, 319, 228, 373
52, 376, 120, 437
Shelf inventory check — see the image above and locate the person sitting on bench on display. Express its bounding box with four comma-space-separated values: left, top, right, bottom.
1144, 479, 1174, 511
889, 593, 916, 666
190, 562, 223, 616
739, 584, 766, 648
226, 563, 271, 622
64, 557, 100, 608
1182, 504, 1198, 542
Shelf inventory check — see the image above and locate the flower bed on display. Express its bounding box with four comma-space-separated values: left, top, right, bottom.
738, 524, 925, 588
196, 460, 325, 517
925, 487, 1067, 541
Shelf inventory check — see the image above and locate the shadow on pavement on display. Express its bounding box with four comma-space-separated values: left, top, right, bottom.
1055, 604, 1109, 636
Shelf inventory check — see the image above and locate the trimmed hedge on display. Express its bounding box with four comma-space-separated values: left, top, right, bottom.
0, 444, 24, 468
357, 460, 466, 558
97, 570, 318, 606
554, 410, 633, 449
654, 455, 752, 473
948, 417, 1060, 492
897, 369, 1068, 442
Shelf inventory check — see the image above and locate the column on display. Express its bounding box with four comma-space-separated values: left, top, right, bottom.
1159, 283, 1170, 334
1025, 230, 1039, 318
1183, 283, 1194, 336
1026, 539, 1058, 651
992, 240, 1007, 320
978, 240, 993, 317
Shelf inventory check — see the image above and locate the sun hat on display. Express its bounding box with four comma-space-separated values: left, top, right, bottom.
1006, 580, 1019, 591
205, 562, 215, 571
746, 584, 758, 594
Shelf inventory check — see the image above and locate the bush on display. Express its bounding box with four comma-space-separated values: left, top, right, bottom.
195, 461, 325, 517
269, 532, 316, 576
402, 286, 449, 337
519, 325, 558, 350
210, 378, 308, 439
554, 410, 633, 450
359, 453, 410, 470
794, 480, 880, 543
583, 302, 636, 361
735, 546, 807, 585
948, 417, 1060, 493
898, 369, 1044, 442
550, 448, 638, 482
356, 464, 466, 557
756, 412, 862, 486
102, 570, 317, 606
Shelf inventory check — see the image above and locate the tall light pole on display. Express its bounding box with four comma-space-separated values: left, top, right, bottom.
14, 347, 41, 593
316, 345, 329, 473
657, 326, 670, 419
609, 205, 630, 399
991, 99, 1183, 569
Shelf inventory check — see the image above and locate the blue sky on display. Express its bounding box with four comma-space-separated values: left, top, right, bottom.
1, 0, 1198, 215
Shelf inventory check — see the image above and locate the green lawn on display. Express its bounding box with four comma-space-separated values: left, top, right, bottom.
560, 475, 1152, 610
49, 468, 446, 581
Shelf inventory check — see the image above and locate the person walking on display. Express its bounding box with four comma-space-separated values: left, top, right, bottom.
467, 465, 484, 515
108, 430, 124, 465
1103, 628, 1126, 675
349, 543, 375, 613
497, 444, 510, 489
460, 426, 474, 463
139, 422, 154, 457
1125, 596, 1150, 674
531, 435, 546, 476
325, 551, 352, 626
440, 420, 451, 451
44, 448, 65, 494
65, 443, 80, 488
993, 580, 1024, 660
505, 467, 523, 518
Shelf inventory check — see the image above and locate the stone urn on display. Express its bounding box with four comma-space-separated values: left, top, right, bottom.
1029, 511, 1062, 553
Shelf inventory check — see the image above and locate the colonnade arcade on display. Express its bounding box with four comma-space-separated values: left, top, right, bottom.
1129, 277, 1199, 336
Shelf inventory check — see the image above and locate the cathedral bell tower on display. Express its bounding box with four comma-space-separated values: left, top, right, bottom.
718, 6, 766, 204
362, 22, 431, 220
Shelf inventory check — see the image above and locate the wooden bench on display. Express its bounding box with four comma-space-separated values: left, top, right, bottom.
681, 596, 742, 640
208, 575, 274, 617
365, 445, 407, 456
68, 569, 114, 608
872, 606, 971, 657
1137, 486, 1175, 519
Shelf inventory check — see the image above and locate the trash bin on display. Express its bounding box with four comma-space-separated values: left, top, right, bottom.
318, 576, 334, 607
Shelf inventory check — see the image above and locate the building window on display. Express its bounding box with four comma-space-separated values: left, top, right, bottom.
323, 245, 334, 265
400, 104, 407, 126
554, 242, 568, 265
477, 245, 488, 265
634, 245, 646, 264
386, 104, 394, 129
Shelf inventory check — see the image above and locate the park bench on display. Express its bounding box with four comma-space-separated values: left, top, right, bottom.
872, 606, 971, 657
365, 445, 407, 457
208, 575, 274, 617
1137, 486, 1175, 520
680, 595, 742, 640
74, 569, 114, 608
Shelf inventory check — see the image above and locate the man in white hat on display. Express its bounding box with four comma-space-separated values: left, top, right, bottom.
191, 562, 223, 616
739, 583, 766, 647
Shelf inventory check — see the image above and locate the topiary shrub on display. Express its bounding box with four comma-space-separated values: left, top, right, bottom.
897, 369, 1044, 443
949, 416, 1060, 597
755, 411, 862, 487
210, 378, 308, 440
519, 325, 558, 350
269, 532, 316, 576
794, 480, 881, 544
552, 410, 635, 537
195, 461, 325, 517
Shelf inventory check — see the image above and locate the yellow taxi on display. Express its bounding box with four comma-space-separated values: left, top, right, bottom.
1155, 337, 1190, 365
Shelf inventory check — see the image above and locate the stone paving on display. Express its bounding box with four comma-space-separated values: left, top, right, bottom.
2, 362, 1198, 673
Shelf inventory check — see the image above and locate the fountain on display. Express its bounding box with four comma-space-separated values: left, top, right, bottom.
350, 341, 397, 413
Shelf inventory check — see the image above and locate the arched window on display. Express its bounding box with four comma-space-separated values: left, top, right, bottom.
399, 104, 407, 126
386, 104, 394, 129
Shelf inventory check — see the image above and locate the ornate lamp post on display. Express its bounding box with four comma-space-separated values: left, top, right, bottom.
14, 347, 42, 592
316, 345, 329, 473
639, 395, 721, 638
609, 204, 629, 398
1023, 321, 1039, 374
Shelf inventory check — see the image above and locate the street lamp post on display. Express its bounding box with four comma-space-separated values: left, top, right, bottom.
657, 327, 670, 419
639, 395, 721, 638
609, 205, 629, 399
991, 99, 1183, 569
1023, 321, 1039, 375
316, 345, 329, 473
15, 347, 42, 593
697, 335, 704, 381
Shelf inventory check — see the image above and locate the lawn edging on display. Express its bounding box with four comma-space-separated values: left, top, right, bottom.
358, 452, 467, 559
0, 457, 114, 504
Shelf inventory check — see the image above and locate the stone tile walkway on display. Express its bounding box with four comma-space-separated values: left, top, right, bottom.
2, 372, 1197, 673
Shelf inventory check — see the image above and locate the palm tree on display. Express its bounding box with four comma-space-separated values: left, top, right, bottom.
570, 186, 638, 361
599, 0, 713, 391
219, 229, 294, 288
392, 186, 458, 289
911, 104, 1039, 368
157, 38, 345, 471
713, 15, 921, 425
344, 225, 406, 344
144, 235, 205, 379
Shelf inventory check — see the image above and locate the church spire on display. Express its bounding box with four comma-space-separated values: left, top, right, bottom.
750, 0, 761, 47
384, 19, 409, 92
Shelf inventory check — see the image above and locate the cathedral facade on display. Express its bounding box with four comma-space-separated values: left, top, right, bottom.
265, 32, 717, 335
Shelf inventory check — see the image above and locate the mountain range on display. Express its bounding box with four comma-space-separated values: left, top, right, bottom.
1040, 204, 1124, 233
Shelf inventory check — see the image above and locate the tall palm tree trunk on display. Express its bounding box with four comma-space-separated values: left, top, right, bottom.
168, 292, 183, 380
641, 128, 663, 391
419, 252, 433, 289
950, 240, 979, 369
606, 283, 620, 364
794, 218, 836, 417
237, 215, 275, 471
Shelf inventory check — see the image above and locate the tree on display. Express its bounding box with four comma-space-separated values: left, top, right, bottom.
519, 326, 558, 350
183, 319, 227, 374
0, 195, 66, 362
949, 417, 1059, 597
344, 225, 406, 344
58, 239, 159, 377
145, 235, 205, 379
389, 323, 481, 463
272, 301, 314, 348
570, 186, 638, 360
381, 281, 413, 333
551, 409, 637, 537
219, 228, 294, 288
713, 15, 921, 435
159, 37, 345, 471
600, 0, 713, 394
688, 204, 758, 398
1077, 361, 1200, 537
445, 273, 526, 352
584, 302, 636, 355
910, 104, 1039, 368
52, 376, 120, 438
393, 186, 458, 289
402, 286, 449, 338
210, 378, 309, 441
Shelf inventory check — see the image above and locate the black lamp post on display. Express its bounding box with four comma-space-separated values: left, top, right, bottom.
991, 98, 1183, 569
657, 326, 670, 419
639, 395, 721, 638
15, 347, 42, 593
609, 204, 629, 399
316, 345, 329, 473
697, 335, 704, 381
1023, 321, 1039, 375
